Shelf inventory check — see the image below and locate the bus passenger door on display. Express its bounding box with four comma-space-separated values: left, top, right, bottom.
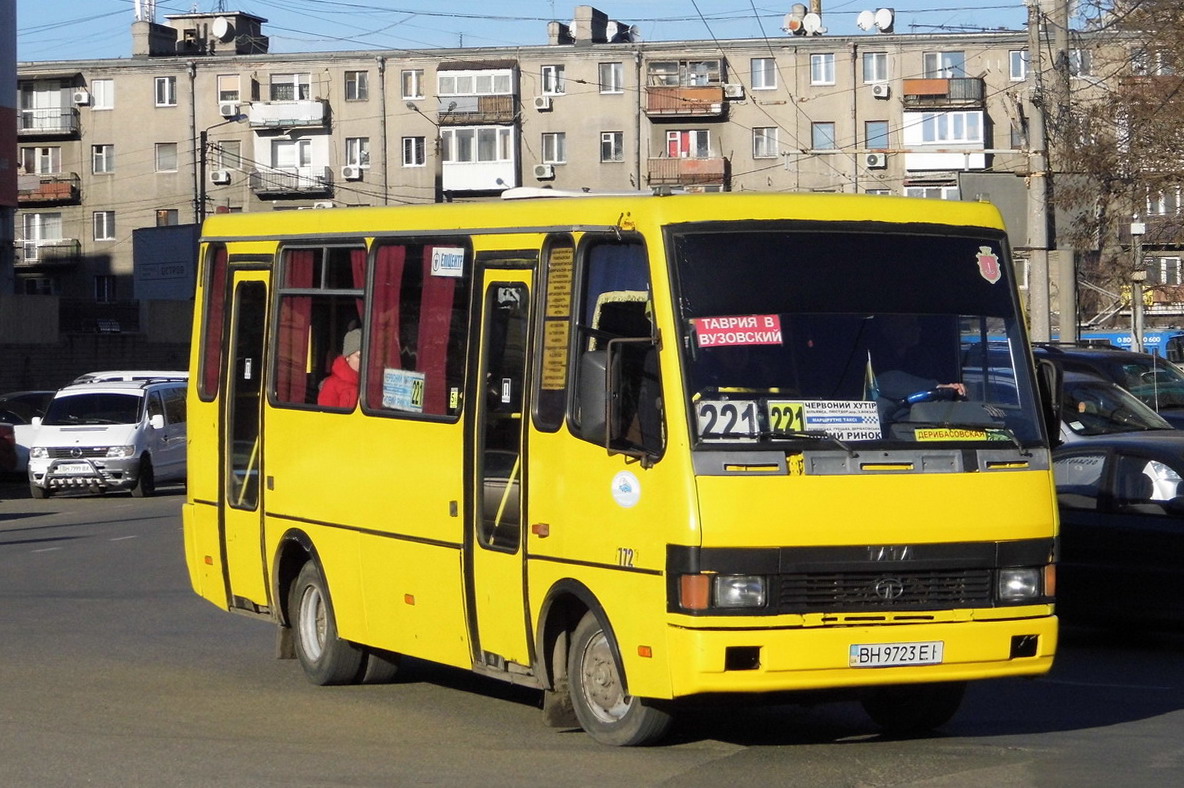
221, 274, 269, 608
467, 269, 533, 668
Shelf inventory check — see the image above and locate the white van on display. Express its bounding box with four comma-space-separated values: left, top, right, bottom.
27, 378, 187, 498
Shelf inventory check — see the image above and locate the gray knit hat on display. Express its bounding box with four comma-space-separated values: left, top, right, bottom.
342, 328, 362, 357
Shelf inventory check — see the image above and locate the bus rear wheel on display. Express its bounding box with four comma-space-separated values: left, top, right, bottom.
861, 681, 966, 736
289, 561, 364, 685
567, 611, 673, 746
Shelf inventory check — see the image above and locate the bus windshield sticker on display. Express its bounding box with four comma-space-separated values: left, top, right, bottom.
430, 247, 466, 278
382, 368, 426, 412
915, 427, 1012, 442
976, 246, 1001, 284
692, 315, 782, 348
696, 399, 759, 441
767, 400, 882, 441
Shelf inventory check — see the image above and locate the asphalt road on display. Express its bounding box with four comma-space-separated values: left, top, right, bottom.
2, 479, 1182, 787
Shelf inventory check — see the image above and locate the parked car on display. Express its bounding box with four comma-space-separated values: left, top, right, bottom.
1033, 343, 1184, 427
0, 422, 16, 476
1052, 433, 1184, 629
26, 377, 187, 498
72, 370, 189, 384
0, 390, 56, 418
1058, 371, 1176, 444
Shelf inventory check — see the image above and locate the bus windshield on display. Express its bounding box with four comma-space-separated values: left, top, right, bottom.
670, 225, 1043, 448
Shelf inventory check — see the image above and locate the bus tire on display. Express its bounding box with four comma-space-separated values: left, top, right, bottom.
567, 611, 673, 746
131, 456, 155, 498
861, 681, 966, 736
290, 561, 364, 685
358, 647, 401, 684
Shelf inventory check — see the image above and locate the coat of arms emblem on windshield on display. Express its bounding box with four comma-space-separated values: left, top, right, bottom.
976, 246, 1001, 284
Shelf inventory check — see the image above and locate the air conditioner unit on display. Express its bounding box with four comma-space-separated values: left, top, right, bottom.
218, 101, 240, 118
871, 82, 890, 99
533, 163, 555, 180
72, 89, 90, 105
533, 95, 553, 111
864, 153, 888, 169
210, 170, 232, 185
341, 165, 363, 181
313, 201, 336, 209
723, 83, 744, 99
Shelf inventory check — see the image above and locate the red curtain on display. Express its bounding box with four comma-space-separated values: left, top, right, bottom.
200, 246, 228, 398
418, 246, 457, 415
367, 245, 406, 408
276, 249, 314, 403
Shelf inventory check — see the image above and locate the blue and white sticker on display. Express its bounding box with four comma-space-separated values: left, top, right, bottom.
611, 470, 641, 508
430, 246, 465, 278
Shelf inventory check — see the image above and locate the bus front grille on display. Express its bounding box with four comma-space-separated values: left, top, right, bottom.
777, 568, 994, 612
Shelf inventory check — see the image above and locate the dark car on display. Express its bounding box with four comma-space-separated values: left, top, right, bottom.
0, 390, 55, 418
1052, 433, 1184, 629
1033, 344, 1184, 428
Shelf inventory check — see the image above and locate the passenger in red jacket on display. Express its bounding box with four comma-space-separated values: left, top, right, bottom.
318, 328, 361, 408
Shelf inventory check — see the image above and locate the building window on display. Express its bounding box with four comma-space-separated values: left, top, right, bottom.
272, 138, 311, 169
217, 74, 240, 102
401, 69, 424, 99
542, 65, 566, 95
156, 209, 179, 227
19, 146, 61, 174
21, 277, 54, 295
345, 71, 369, 101
542, 132, 567, 164
862, 52, 888, 83
599, 62, 624, 93
215, 140, 242, 170
1153, 257, 1183, 285
1147, 187, 1181, 216
600, 131, 624, 162
441, 126, 513, 163
751, 58, 776, 90
752, 127, 778, 159
155, 76, 177, 107
91, 79, 114, 109
437, 70, 513, 96
919, 111, 982, 143
1070, 49, 1093, 77
810, 53, 835, 86
93, 211, 115, 241
345, 137, 370, 167
865, 120, 889, 150
95, 275, 117, 303
811, 122, 836, 150
865, 189, 892, 196
666, 129, 710, 158
402, 136, 426, 167
155, 142, 178, 172
1010, 50, 1029, 81
905, 185, 961, 200
923, 51, 966, 79
270, 73, 311, 101
92, 144, 114, 174
648, 59, 722, 87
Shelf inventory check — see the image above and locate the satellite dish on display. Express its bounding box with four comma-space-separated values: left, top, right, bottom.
629, 24, 643, 42
802, 12, 825, 35
857, 10, 875, 31
211, 16, 234, 42
874, 7, 895, 33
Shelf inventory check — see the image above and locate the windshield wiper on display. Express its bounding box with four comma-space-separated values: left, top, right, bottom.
767, 429, 859, 458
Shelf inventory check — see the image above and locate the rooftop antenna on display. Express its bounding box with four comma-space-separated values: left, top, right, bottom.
134, 0, 157, 24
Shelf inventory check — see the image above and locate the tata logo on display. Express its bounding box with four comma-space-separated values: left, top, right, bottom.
874, 577, 906, 601
867, 545, 913, 562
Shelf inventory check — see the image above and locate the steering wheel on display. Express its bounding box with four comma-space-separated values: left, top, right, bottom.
904, 387, 962, 405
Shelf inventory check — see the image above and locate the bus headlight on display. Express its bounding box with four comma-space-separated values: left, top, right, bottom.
998, 567, 1041, 602
714, 575, 767, 608
105, 445, 135, 458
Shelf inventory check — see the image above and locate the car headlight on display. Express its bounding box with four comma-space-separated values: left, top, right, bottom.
998, 567, 1041, 602
105, 445, 135, 458
30, 446, 48, 459
714, 575, 767, 608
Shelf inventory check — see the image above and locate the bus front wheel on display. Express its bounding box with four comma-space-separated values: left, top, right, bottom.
290, 561, 364, 685
567, 611, 673, 746
861, 681, 966, 736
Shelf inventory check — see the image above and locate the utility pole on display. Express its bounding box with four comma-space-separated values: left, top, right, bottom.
1050, 0, 1076, 343
1025, 0, 1052, 342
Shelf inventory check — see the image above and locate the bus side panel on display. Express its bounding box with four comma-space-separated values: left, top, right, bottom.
261, 407, 471, 667
182, 501, 227, 608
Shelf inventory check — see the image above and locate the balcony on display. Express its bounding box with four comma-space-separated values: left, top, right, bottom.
437, 96, 517, 126
646, 156, 729, 186
17, 173, 81, 205
247, 99, 327, 129
901, 77, 985, 109
250, 166, 333, 196
18, 107, 80, 137
644, 86, 726, 118
15, 238, 82, 267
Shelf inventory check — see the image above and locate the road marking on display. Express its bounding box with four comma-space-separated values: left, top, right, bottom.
110, 535, 139, 541
31, 547, 63, 553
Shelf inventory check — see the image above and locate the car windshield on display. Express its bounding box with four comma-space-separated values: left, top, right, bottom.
671, 225, 1044, 448
42, 392, 143, 426
1113, 358, 1184, 409
1061, 378, 1173, 436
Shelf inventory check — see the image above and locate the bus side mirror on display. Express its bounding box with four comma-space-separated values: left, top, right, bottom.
1036, 358, 1062, 448
578, 350, 609, 445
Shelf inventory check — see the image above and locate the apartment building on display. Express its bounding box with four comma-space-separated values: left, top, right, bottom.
14, 5, 1173, 330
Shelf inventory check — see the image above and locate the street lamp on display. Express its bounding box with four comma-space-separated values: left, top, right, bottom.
1131, 219, 1147, 353
196, 113, 247, 223
406, 100, 455, 203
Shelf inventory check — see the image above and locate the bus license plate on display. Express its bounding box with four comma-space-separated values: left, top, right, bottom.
850, 641, 944, 668
55, 462, 92, 474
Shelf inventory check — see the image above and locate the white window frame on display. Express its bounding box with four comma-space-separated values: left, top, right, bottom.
91, 79, 114, 110
751, 58, 777, 90
862, 52, 888, 84
1009, 50, 1029, 81
270, 73, 311, 101
437, 70, 513, 97
1156, 256, 1183, 286
402, 136, 426, 167
215, 140, 241, 170
666, 129, 711, 159
923, 51, 966, 79
272, 138, 311, 169
441, 126, 514, 163
905, 185, 961, 200
93, 211, 115, 242
345, 137, 370, 168
155, 76, 177, 107
345, 70, 369, 101
541, 132, 567, 164
541, 65, 566, 95
155, 142, 178, 172
810, 53, 835, 86
599, 62, 624, 94
401, 69, 424, 100
92, 144, 114, 174
600, 131, 624, 162
752, 127, 778, 159
217, 74, 240, 103
20, 145, 61, 174
919, 111, 982, 144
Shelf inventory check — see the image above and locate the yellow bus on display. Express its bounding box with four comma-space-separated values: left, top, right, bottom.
183, 191, 1058, 746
